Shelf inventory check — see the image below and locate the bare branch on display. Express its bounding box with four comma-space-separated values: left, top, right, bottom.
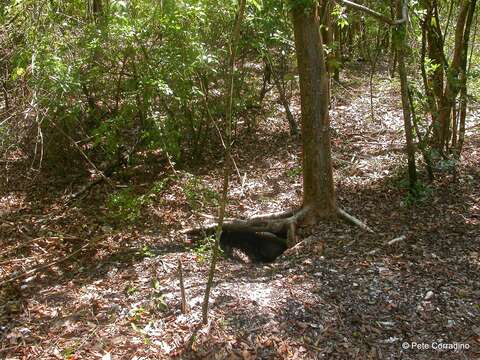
394, 0, 408, 25
335, 0, 408, 26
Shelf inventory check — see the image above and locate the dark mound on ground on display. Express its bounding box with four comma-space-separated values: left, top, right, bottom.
220, 231, 287, 263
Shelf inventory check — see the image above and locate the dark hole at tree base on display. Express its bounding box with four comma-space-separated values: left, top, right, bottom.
219, 230, 287, 263
189, 230, 288, 263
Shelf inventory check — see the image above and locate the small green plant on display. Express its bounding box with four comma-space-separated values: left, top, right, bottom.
286, 166, 302, 178
332, 4, 349, 29
125, 284, 138, 296
183, 175, 219, 210
151, 178, 170, 194
152, 293, 168, 312
424, 57, 441, 76
149, 275, 169, 312
92, 116, 132, 161
129, 306, 148, 322
137, 245, 156, 258
436, 158, 458, 172
106, 176, 176, 223
402, 180, 434, 207
62, 346, 76, 360
192, 234, 217, 263
106, 188, 147, 222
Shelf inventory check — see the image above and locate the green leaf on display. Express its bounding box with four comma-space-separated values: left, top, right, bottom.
249, 0, 262, 11
151, 278, 160, 290
131, 322, 147, 335
12, 67, 25, 80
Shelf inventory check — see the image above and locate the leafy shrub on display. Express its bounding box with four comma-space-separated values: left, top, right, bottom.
105, 175, 175, 222
286, 165, 302, 178
106, 188, 147, 222
191, 234, 217, 263
400, 180, 434, 207
183, 175, 219, 210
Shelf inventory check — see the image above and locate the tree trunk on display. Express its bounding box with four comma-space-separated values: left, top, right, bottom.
319, 0, 334, 100
202, 0, 246, 324
389, 2, 397, 78
420, 0, 476, 154
456, 0, 477, 156
333, 23, 341, 81
272, 72, 298, 136
291, 3, 336, 221
396, 0, 417, 190
89, 0, 104, 22
438, 0, 470, 151
420, 23, 438, 125
259, 58, 272, 105
422, 0, 445, 149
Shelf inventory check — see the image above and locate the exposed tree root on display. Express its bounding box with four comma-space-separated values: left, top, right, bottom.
187, 206, 373, 259
367, 235, 406, 255
248, 208, 299, 221
189, 207, 308, 244
337, 208, 374, 233
191, 206, 372, 236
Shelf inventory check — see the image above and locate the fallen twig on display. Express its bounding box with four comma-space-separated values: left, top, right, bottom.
0, 236, 42, 257
387, 235, 406, 246
367, 235, 406, 255
283, 235, 320, 256
0, 234, 81, 258
0, 256, 35, 265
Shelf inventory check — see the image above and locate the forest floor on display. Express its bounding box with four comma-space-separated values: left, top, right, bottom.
1, 68, 479, 359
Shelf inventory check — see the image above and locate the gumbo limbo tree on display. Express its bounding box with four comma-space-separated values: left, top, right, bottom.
199, 0, 372, 252
200, 0, 369, 324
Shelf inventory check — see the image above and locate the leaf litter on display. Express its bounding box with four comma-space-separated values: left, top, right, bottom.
0, 69, 479, 359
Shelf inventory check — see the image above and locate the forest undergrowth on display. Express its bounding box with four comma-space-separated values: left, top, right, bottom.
0, 69, 479, 359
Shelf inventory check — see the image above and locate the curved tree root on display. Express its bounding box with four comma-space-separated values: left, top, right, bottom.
186, 207, 308, 245
337, 208, 374, 233
186, 206, 373, 250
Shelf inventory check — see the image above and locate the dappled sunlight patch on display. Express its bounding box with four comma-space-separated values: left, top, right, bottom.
0, 58, 478, 358
0, 194, 27, 217
220, 281, 275, 308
